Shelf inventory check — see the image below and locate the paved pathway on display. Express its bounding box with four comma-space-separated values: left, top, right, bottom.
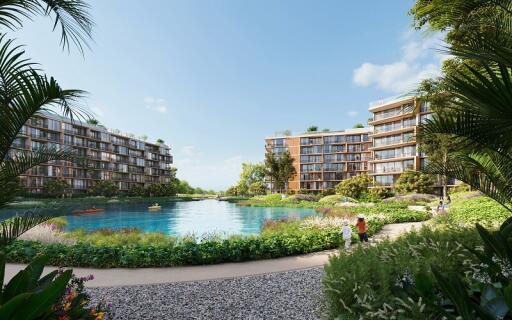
5, 221, 425, 287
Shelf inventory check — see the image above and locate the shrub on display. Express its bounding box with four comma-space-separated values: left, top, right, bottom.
323, 227, 482, 319
335, 174, 370, 199
369, 186, 393, 199
382, 193, 437, 204
320, 188, 336, 197
394, 170, 436, 194
318, 195, 357, 205
445, 195, 510, 226
297, 188, 311, 194
288, 194, 317, 202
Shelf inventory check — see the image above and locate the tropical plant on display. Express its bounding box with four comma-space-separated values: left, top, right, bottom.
89, 179, 118, 197
394, 170, 435, 194
335, 173, 370, 199
412, 0, 512, 212
0, 1, 99, 318
353, 123, 364, 128
86, 118, 99, 125
306, 125, 318, 132
41, 178, 71, 198
156, 138, 164, 144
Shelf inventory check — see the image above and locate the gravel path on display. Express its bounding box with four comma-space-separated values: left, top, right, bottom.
87, 267, 325, 320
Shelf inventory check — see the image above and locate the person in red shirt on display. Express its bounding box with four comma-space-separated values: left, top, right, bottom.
355, 215, 368, 243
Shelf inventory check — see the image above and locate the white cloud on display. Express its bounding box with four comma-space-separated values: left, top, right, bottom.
144, 96, 168, 113
347, 111, 358, 117
353, 32, 446, 93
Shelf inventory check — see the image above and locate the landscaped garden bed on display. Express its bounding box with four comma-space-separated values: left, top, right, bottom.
5, 198, 430, 268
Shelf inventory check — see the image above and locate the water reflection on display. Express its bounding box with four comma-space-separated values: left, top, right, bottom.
53, 199, 317, 236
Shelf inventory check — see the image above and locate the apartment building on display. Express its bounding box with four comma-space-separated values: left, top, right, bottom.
367, 95, 432, 187
265, 128, 372, 192
9, 112, 174, 194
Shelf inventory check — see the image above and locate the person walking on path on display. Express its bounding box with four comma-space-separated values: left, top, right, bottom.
355, 215, 368, 243
342, 219, 352, 250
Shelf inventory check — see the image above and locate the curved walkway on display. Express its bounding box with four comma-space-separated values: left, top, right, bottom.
5, 221, 425, 287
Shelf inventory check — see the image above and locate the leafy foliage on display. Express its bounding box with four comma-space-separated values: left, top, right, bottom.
369, 186, 393, 199
264, 150, 296, 193
41, 178, 71, 198
0, 254, 107, 319
89, 180, 118, 197
335, 173, 371, 199
323, 227, 482, 319
394, 170, 435, 194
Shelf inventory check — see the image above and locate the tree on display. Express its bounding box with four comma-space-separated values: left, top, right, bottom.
146, 183, 176, 197
410, 0, 512, 210
264, 151, 279, 193
225, 186, 239, 196
353, 123, 364, 128
248, 181, 267, 196
156, 139, 164, 144
306, 126, 318, 133
176, 180, 195, 194
86, 118, 99, 125
42, 179, 71, 198
0, 0, 93, 236
128, 184, 146, 197
394, 171, 435, 194
89, 180, 118, 197
235, 162, 266, 196
264, 151, 296, 193
335, 173, 371, 199
278, 150, 296, 192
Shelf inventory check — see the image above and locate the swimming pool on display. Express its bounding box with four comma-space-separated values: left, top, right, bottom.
61, 199, 316, 236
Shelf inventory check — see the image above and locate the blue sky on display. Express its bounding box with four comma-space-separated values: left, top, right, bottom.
12, 0, 444, 190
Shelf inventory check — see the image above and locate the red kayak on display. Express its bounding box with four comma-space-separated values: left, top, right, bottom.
72, 208, 105, 215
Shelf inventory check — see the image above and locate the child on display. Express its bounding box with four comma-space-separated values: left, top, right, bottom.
341, 220, 352, 250
355, 215, 368, 243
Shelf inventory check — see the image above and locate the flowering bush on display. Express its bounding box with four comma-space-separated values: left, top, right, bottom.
53, 271, 111, 320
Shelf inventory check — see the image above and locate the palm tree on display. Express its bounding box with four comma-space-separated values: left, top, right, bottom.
420, 9, 512, 211
0, 0, 93, 245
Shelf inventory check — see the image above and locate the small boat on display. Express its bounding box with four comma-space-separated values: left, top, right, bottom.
73, 208, 105, 215
148, 203, 161, 211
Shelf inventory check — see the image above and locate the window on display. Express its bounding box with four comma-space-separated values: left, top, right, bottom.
375, 175, 394, 186
374, 161, 402, 173
403, 159, 414, 170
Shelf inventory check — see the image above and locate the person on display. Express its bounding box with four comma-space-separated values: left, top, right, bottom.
436, 200, 444, 213
342, 220, 352, 250
355, 215, 368, 243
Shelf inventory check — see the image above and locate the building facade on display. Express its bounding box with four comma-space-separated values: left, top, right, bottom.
9, 112, 174, 194
265, 128, 372, 192
367, 96, 432, 187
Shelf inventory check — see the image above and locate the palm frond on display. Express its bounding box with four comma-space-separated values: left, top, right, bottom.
0, 35, 87, 161
0, 147, 76, 184
424, 150, 512, 211
0, 210, 52, 246
0, 0, 93, 53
